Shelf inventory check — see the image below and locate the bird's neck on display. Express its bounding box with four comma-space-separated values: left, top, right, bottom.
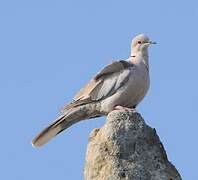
130, 49, 149, 71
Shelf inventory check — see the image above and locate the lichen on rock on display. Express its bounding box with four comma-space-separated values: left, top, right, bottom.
84, 110, 181, 180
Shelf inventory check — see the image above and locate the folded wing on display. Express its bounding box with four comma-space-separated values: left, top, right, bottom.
61, 60, 133, 112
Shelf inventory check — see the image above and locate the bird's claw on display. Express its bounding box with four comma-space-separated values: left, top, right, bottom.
114, 106, 137, 112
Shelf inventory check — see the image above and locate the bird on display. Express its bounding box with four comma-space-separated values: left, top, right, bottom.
32, 34, 156, 147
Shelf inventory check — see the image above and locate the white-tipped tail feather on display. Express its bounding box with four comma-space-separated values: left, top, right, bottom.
32, 115, 66, 147
32, 103, 102, 147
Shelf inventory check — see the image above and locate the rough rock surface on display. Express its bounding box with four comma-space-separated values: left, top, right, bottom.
84, 110, 182, 180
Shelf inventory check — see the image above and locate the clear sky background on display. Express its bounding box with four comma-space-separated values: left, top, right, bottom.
0, 0, 197, 179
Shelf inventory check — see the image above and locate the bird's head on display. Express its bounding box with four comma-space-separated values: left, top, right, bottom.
131, 34, 156, 55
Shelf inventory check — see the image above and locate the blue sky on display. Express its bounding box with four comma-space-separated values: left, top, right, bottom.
0, 0, 197, 179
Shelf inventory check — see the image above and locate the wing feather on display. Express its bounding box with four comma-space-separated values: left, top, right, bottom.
90, 74, 117, 100
61, 60, 132, 112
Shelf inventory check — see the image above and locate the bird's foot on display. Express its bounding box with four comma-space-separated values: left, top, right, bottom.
114, 106, 137, 112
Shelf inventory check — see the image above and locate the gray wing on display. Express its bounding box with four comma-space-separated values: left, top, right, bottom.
61, 60, 132, 112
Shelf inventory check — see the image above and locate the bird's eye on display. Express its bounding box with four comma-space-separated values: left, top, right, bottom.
138, 41, 141, 44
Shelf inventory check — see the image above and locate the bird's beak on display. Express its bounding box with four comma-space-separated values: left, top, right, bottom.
149, 41, 157, 44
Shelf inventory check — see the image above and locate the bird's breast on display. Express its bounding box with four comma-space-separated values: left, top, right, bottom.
127, 65, 150, 104
100, 65, 150, 114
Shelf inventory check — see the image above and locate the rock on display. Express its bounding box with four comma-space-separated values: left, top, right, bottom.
84, 110, 182, 180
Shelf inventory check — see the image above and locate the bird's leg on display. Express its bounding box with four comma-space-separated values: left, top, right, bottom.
114, 105, 137, 112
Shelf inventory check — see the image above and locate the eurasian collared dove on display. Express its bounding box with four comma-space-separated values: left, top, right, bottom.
32, 34, 155, 147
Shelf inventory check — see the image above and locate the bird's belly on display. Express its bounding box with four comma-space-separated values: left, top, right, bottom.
128, 71, 150, 106
101, 69, 150, 114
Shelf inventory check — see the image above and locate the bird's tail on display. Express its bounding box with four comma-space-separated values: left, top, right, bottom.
32, 103, 101, 148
